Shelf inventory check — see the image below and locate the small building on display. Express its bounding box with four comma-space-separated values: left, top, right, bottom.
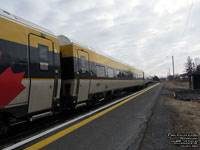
188, 72, 200, 89
180, 73, 188, 81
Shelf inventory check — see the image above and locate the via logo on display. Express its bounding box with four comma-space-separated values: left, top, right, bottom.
0, 67, 25, 109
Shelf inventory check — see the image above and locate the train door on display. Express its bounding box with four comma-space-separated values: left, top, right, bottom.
77, 49, 90, 102
28, 34, 55, 113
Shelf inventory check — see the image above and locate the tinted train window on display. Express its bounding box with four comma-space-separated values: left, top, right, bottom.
115, 69, 120, 78
108, 68, 114, 78
79, 56, 88, 74
97, 65, 105, 77
128, 72, 133, 78
80, 56, 87, 68
124, 71, 128, 78
133, 73, 136, 79
39, 44, 49, 62
120, 71, 125, 78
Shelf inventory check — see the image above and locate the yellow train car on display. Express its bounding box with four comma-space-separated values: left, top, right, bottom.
0, 9, 152, 134
59, 35, 145, 106
0, 9, 61, 132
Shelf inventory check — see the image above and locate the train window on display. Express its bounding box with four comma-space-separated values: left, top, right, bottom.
115, 69, 120, 78
122, 72, 125, 78
133, 73, 136, 79
127, 72, 130, 78
39, 44, 49, 62
97, 65, 105, 77
80, 56, 86, 68
124, 71, 128, 78
107, 68, 114, 78
129, 72, 133, 78
80, 56, 88, 74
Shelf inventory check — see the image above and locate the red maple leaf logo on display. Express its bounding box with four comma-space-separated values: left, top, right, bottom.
0, 67, 25, 109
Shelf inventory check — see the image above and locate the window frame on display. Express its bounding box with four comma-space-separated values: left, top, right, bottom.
38, 44, 49, 62
80, 55, 87, 69
115, 69, 120, 78
96, 65, 106, 78
107, 67, 114, 78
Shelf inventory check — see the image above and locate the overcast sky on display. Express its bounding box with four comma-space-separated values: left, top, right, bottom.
1, 0, 199, 77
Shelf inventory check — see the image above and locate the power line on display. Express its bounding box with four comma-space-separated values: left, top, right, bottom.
179, 0, 195, 47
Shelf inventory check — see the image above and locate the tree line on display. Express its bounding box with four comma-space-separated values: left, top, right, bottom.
167, 56, 200, 81
185, 56, 200, 74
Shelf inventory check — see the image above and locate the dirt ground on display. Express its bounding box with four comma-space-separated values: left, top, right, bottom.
165, 81, 200, 149
140, 81, 200, 150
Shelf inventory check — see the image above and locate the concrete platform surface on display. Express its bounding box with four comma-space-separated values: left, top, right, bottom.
18, 83, 163, 150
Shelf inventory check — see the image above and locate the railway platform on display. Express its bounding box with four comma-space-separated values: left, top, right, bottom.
4, 83, 163, 150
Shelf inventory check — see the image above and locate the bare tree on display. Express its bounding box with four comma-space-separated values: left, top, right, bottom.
185, 56, 195, 74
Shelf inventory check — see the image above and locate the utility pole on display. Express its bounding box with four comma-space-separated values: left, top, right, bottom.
172, 56, 175, 80
167, 68, 170, 80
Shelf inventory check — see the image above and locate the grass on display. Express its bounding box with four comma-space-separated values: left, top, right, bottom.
163, 81, 200, 148
164, 81, 189, 90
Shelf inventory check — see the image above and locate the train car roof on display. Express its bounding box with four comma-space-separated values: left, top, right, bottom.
59, 35, 143, 73
0, 8, 55, 36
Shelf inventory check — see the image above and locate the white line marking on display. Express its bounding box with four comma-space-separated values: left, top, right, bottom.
3, 84, 158, 150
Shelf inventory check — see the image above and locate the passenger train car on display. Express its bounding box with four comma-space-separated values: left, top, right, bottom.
59, 35, 147, 108
0, 9, 61, 133
0, 9, 151, 134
